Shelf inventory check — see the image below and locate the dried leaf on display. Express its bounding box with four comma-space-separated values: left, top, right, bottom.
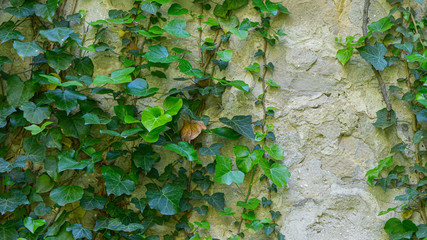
180, 120, 206, 142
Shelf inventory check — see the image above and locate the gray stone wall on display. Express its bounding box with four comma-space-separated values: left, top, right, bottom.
1, 0, 421, 239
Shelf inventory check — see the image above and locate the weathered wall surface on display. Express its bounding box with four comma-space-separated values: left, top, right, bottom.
0, 0, 421, 239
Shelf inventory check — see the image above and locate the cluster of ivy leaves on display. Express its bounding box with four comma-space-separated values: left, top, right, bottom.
336, 0, 427, 239
0, 0, 292, 239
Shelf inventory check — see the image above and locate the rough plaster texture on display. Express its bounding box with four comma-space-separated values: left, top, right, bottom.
1, 0, 424, 239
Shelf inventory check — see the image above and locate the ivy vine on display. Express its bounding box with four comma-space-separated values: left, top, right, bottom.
0, 0, 290, 240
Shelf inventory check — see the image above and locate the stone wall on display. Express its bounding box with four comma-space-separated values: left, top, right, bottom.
0, 0, 421, 239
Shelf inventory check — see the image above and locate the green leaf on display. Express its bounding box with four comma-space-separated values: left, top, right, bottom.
211, 127, 241, 140
34, 0, 59, 21
24, 217, 46, 234
20, 102, 50, 124
266, 79, 280, 88
39, 27, 74, 45
58, 150, 87, 172
220, 115, 255, 140
74, 57, 94, 76
34, 202, 51, 216
141, 106, 172, 131
259, 158, 290, 187
36, 174, 54, 193
18, 137, 46, 163
7, 75, 37, 107
265, 144, 284, 161
82, 112, 111, 125
215, 78, 249, 93
4, 2, 34, 18
168, 3, 188, 15
131, 197, 148, 212
102, 166, 136, 196
125, 78, 158, 97
46, 89, 87, 114
336, 47, 353, 66
80, 194, 107, 210
395, 188, 419, 201
0, 189, 29, 214
143, 44, 179, 63
163, 18, 191, 38
56, 112, 91, 139
178, 59, 203, 77
395, 42, 413, 54
203, 192, 225, 211
66, 223, 93, 240
146, 183, 184, 215
141, 2, 159, 14
0, 106, 16, 128
132, 144, 160, 172
24, 121, 52, 135
233, 145, 263, 173
194, 220, 210, 230
372, 108, 397, 129
40, 74, 83, 87
365, 156, 393, 185
357, 42, 388, 71
111, 67, 135, 84
0, 157, 26, 173
40, 128, 62, 150
384, 218, 417, 234
46, 51, 74, 73
368, 17, 394, 33
10, 0, 25, 7
0, 222, 18, 240
163, 96, 183, 116
217, 50, 233, 62
200, 143, 223, 156
50, 185, 84, 206
165, 141, 200, 162
245, 62, 260, 72
237, 198, 260, 210
0, 28, 24, 43
214, 155, 245, 185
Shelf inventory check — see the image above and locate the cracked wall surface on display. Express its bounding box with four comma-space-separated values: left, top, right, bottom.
0, 0, 421, 239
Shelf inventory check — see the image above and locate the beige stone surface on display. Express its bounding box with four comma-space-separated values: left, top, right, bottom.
1, 0, 422, 239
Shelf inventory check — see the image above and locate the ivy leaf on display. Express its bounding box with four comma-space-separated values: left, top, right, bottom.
265, 144, 284, 161
215, 78, 249, 93
0, 222, 18, 240
131, 197, 148, 212
74, 57, 94, 76
203, 192, 225, 211
80, 193, 107, 210
7, 75, 37, 107
372, 108, 397, 129
102, 166, 136, 196
165, 141, 200, 162
214, 155, 245, 185
46, 51, 74, 73
211, 127, 241, 140
20, 102, 50, 124
233, 145, 263, 173
0, 189, 29, 214
46, 89, 86, 114
368, 17, 394, 33
395, 42, 413, 54
237, 198, 260, 210
143, 44, 179, 63
34, 202, 51, 216
0, 157, 26, 173
141, 2, 159, 14
50, 185, 84, 206
168, 3, 188, 15
0, 28, 24, 43
34, 0, 59, 21
24, 217, 46, 234
336, 47, 353, 66
66, 223, 93, 240
146, 183, 184, 215
357, 42, 388, 71
0, 106, 16, 128
164, 96, 183, 116
4, 2, 35, 18
10, 0, 25, 7
24, 121, 52, 135
163, 18, 191, 38
58, 150, 87, 172
217, 50, 233, 62
366, 156, 394, 185
36, 174, 54, 193
141, 106, 172, 132
219, 115, 255, 140
13, 41, 42, 59
17, 137, 46, 163
178, 59, 203, 77
56, 112, 91, 139
245, 62, 260, 72
132, 144, 160, 172
125, 78, 158, 97
39, 27, 74, 45
200, 143, 223, 156
259, 158, 290, 187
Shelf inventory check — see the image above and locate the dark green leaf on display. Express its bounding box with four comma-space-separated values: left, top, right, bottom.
203, 192, 225, 211
372, 108, 397, 129
18, 137, 46, 163
168, 3, 188, 15
0, 106, 16, 128
357, 42, 388, 71
211, 127, 241, 140
20, 102, 50, 124
214, 155, 244, 185
58, 150, 87, 172
0, 28, 24, 44
13, 41, 42, 59
46, 89, 86, 114
67, 223, 93, 240
200, 143, 223, 156
125, 78, 158, 97
40, 128, 62, 150
146, 183, 184, 215
0, 189, 29, 214
36, 174, 54, 193
102, 166, 136, 196
165, 141, 199, 162
143, 44, 179, 63
56, 112, 91, 139
7, 75, 37, 107
131, 197, 148, 212
74, 57, 94, 76
46, 51, 74, 73
4, 2, 35, 18
50, 185, 84, 206
39, 27, 74, 45
219, 115, 255, 140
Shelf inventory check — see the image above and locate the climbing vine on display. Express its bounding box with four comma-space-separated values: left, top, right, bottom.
0, 0, 290, 239
336, 0, 427, 239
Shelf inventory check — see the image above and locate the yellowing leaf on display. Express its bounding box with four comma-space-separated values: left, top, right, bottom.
118, 30, 127, 38
62, 137, 73, 148
402, 209, 413, 219
180, 120, 206, 142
